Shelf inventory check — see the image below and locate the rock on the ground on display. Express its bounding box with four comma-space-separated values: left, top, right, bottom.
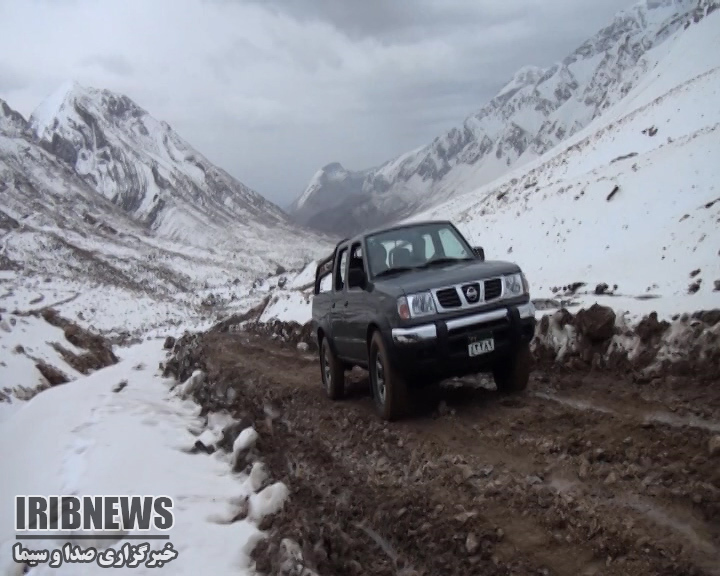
594, 283, 610, 295
635, 312, 670, 344
709, 436, 720, 457
575, 304, 616, 343
35, 361, 69, 386
465, 532, 480, 555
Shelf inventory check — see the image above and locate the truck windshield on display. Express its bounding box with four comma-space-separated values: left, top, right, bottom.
366, 222, 474, 277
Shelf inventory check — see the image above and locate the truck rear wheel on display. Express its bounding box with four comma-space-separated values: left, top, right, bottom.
320, 337, 345, 400
369, 331, 409, 421
493, 342, 531, 394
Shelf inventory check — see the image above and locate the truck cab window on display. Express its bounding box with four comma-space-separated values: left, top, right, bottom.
438, 228, 471, 259
349, 243, 363, 269
421, 233, 436, 259
335, 248, 348, 291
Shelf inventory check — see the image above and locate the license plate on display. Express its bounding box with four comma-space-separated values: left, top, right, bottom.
468, 338, 495, 356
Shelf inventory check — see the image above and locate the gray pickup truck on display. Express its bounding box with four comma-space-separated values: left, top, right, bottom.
311, 219, 536, 421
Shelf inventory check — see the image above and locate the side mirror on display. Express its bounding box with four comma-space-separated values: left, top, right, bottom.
348, 267, 366, 289
472, 246, 485, 261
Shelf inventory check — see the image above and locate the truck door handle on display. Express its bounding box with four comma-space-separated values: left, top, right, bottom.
344, 301, 349, 307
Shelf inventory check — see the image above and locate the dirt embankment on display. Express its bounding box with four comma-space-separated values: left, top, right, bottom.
231, 303, 720, 382
532, 305, 720, 382
3, 308, 119, 395
164, 319, 720, 576
38, 308, 119, 375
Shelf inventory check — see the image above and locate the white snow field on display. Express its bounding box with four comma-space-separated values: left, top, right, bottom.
0, 340, 286, 575
0, 312, 87, 423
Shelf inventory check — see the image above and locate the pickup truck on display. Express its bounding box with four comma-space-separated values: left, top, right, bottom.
311, 219, 536, 421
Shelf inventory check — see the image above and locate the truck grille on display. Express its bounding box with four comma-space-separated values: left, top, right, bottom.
484, 278, 502, 300
436, 288, 461, 308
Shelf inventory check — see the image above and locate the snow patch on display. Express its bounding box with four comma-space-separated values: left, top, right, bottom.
0, 340, 278, 574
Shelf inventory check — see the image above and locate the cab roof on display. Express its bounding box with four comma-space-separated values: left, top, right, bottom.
335, 219, 453, 249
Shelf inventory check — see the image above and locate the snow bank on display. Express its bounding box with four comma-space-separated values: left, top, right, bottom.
288, 260, 317, 289
533, 305, 720, 380
259, 290, 312, 325
0, 309, 121, 421
0, 339, 287, 574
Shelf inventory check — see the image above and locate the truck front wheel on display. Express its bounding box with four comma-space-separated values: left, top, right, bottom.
320, 337, 345, 400
492, 342, 531, 394
369, 331, 409, 421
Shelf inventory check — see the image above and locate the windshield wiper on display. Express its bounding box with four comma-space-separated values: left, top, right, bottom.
374, 266, 416, 278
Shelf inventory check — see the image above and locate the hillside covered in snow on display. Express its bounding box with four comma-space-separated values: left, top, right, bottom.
290, 0, 720, 237
405, 3, 720, 318
25, 81, 327, 252
1, 84, 332, 361
260, 1, 720, 328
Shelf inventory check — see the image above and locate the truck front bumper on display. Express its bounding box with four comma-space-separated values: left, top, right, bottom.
388, 302, 536, 379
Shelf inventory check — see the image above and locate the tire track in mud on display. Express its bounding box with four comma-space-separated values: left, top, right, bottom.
225, 343, 600, 576
170, 332, 720, 576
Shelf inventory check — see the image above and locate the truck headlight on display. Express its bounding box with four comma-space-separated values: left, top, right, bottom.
397, 292, 437, 319
504, 273, 528, 297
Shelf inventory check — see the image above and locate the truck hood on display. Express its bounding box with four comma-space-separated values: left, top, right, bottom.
374, 259, 521, 294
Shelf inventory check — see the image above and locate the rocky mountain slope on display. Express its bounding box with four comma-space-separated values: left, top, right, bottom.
291, 0, 719, 236
1, 88, 332, 340
405, 4, 720, 318
260, 2, 719, 329
28, 81, 323, 251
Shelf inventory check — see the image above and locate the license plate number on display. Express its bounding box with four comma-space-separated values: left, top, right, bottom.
468, 338, 495, 356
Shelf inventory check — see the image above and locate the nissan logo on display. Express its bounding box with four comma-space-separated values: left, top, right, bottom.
465, 286, 478, 302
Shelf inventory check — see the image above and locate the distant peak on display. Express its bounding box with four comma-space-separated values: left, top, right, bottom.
46, 80, 86, 106
497, 64, 546, 97
29, 80, 149, 141
322, 162, 345, 172
510, 65, 545, 86
515, 64, 544, 77
29, 80, 84, 139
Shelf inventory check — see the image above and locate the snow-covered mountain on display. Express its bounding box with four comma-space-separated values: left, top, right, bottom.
27, 81, 323, 251
405, 4, 720, 317
261, 1, 720, 327
288, 162, 385, 236
291, 0, 719, 236
1, 87, 332, 340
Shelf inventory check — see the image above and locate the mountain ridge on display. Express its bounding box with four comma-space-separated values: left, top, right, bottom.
290, 0, 719, 236
0, 85, 332, 338
23, 82, 305, 249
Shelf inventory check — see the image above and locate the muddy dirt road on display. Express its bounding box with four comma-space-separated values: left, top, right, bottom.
168, 331, 720, 576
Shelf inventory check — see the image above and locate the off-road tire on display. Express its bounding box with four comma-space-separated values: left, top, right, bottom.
493, 342, 531, 394
320, 337, 345, 400
369, 331, 409, 421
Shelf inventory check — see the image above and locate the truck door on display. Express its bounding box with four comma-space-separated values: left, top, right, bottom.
344, 241, 371, 363
330, 245, 352, 359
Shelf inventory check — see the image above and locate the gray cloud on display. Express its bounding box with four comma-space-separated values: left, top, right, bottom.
0, 63, 29, 94
238, 0, 525, 41
81, 54, 134, 77
0, 0, 633, 206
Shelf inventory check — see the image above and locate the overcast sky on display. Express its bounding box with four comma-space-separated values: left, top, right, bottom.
0, 0, 633, 207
